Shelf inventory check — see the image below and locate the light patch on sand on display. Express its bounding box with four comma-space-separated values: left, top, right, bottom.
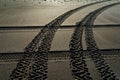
94, 4, 120, 25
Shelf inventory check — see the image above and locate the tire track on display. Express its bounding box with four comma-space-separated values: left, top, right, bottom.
9, 1, 110, 80
69, 2, 120, 80
84, 2, 120, 80
69, 19, 93, 79
27, 1, 110, 80
28, 1, 110, 80
24, 0, 108, 52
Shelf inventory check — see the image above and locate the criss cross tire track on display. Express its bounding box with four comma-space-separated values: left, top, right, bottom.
8, 0, 120, 80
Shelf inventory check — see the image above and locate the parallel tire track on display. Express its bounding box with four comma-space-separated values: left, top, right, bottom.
27, 1, 110, 80
24, 0, 108, 52
84, 2, 120, 80
28, 1, 110, 80
9, 1, 110, 80
69, 2, 120, 80
28, 31, 54, 80
69, 22, 93, 79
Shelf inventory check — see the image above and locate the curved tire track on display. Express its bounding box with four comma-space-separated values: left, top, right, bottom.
9, 1, 110, 80
24, 0, 108, 52
84, 2, 120, 80
69, 21, 93, 79
69, 2, 120, 80
28, 1, 110, 80
27, 1, 110, 80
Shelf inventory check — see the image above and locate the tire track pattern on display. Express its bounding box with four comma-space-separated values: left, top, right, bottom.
69, 9, 99, 80
9, 53, 33, 80
28, 52, 48, 80
28, 1, 109, 80
84, 2, 120, 80
9, 1, 110, 80
28, 30, 54, 80
70, 21, 93, 79
24, 0, 108, 52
